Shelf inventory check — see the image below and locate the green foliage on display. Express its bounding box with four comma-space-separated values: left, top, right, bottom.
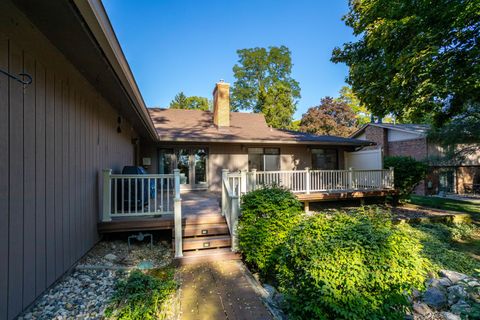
277, 208, 428, 320
405, 223, 480, 275
384, 156, 428, 198
332, 0, 480, 126
299, 97, 358, 137
169, 92, 210, 111
105, 268, 177, 320
231, 46, 301, 129
238, 186, 303, 278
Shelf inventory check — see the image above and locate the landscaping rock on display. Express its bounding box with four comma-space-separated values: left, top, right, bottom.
423, 287, 447, 309
263, 283, 276, 298
104, 253, 118, 261
450, 300, 471, 315
447, 285, 468, 305
413, 302, 432, 316
439, 270, 468, 284
441, 311, 461, 320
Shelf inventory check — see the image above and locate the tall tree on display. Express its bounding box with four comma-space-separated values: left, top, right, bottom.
299, 97, 358, 137
231, 46, 301, 128
331, 0, 480, 126
169, 92, 210, 111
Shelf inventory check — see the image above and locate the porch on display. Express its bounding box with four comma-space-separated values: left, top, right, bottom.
98, 168, 395, 260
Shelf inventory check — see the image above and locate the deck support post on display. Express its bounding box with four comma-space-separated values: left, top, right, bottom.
231, 195, 240, 252
305, 167, 311, 194
304, 200, 310, 213
102, 169, 112, 222
389, 167, 395, 189
348, 167, 353, 191
221, 169, 229, 216
250, 169, 257, 191
240, 170, 247, 195
173, 169, 183, 258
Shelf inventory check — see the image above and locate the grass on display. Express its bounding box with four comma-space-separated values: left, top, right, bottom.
409, 195, 480, 216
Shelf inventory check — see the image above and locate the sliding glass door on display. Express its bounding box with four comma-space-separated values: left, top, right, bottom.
158, 147, 208, 190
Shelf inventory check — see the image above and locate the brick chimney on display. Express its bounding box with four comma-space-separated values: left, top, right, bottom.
213, 81, 230, 127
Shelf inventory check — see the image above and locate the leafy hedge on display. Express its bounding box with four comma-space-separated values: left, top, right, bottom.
384, 156, 428, 198
276, 208, 428, 320
105, 268, 177, 320
238, 186, 303, 278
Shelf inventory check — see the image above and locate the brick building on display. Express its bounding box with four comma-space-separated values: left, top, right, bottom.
351, 123, 480, 196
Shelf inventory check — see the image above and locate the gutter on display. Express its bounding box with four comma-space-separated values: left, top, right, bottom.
71, 0, 158, 141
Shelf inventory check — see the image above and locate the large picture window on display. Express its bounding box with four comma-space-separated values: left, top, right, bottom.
248, 147, 280, 171
311, 149, 338, 170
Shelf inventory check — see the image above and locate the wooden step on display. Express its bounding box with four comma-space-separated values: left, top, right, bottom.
183, 213, 226, 226
183, 223, 229, 237
175, 248, 241, 265
183, 235, 231, 251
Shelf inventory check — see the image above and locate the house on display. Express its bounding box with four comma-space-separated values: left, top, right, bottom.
142, 81, 381, 192
351, 123, 480, 195
0, 1, 393, 318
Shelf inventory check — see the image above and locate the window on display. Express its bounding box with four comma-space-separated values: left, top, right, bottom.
248, 147, 280, 171
311, 149, 338, 170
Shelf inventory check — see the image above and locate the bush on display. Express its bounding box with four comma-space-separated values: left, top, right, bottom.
238, 186, 303, 278
105, 268, 177, 320
384, 156, 428, 198
276, 207, 428, 320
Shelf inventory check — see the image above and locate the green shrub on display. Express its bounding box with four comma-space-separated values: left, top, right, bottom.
276, 207, 428, 320
384, 156, 428, 199
105, 268, 177, 320
238, 186, 303, 278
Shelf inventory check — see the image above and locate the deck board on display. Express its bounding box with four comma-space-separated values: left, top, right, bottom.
296, 189, 396, 201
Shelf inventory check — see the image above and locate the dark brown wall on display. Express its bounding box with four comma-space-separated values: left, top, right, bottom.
0, 2, 137, 319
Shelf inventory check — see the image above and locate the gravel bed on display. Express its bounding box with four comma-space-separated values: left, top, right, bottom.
19, 238, 174, 319
19, 269, 120, 320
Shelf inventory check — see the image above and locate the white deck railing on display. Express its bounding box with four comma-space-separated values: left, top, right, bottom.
102, 169, 183, 258
221, 168, 394, 252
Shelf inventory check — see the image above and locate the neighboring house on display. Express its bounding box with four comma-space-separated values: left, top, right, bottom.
1, 1, 393, 319
351, 123, 480, 195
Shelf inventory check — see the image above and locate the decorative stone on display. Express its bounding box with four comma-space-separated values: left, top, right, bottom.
263, 284, 276, 298
104, 253, 118, 261
441, 312, 461, 320
413, 302, 432, 316
439, 270, 468, 284
447, 285, 468, 305
450, 300, 471, 315
423, 287, 447, 309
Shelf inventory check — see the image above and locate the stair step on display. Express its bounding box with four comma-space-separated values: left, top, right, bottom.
183, 214, 226, 226
175, 248, 241, 265
183, 235, 231, 251
183, 223, 229, 237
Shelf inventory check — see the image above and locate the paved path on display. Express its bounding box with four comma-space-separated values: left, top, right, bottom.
178, 261, 273, 320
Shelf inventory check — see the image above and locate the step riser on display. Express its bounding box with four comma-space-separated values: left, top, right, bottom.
183, 226, 229, 237
183, 238, 231, 251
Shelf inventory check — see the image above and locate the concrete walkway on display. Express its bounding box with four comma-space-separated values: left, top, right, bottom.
178, 261, 273, 320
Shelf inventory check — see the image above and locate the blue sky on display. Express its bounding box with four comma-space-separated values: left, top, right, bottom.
103, 0, 354, 120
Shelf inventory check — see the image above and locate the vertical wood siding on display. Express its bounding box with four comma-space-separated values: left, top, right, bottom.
0, 4, 137, 319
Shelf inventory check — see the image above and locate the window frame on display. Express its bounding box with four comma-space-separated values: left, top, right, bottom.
248, 147, 280, 171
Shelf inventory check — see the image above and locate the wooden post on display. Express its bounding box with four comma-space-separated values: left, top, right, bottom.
251, 169, 257, 191
221, 169, 229, 216
231, 195, 240, 252
173, 169, 183, 258
240, 169, 247, 195
348, 167, 353, 191
389, 167, 395, 189
102, 169, 112, 222
304, 200, 310, 213
305, 167, 310, 194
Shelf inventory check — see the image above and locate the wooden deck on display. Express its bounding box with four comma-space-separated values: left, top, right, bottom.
98, 191, 221, 233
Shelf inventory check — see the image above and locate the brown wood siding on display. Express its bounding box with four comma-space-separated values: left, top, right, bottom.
0, 2, 138, 319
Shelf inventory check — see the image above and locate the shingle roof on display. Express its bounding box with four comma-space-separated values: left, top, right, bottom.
148, 108, 373, 146
350, 123, 430, 138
